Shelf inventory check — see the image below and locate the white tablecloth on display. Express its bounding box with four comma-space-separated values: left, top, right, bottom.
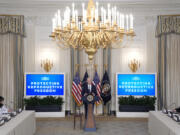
149, 111, 180, 135
0, 111, 36, 135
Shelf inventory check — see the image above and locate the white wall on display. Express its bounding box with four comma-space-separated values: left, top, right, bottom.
23, 16, 72, 111
110, 16, 157, 111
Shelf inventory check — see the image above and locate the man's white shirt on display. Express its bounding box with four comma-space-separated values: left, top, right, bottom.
88, 84, 92, 93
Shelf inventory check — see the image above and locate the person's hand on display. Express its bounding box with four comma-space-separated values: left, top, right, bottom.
84, 93, 88, 96
92, 93, 95, 96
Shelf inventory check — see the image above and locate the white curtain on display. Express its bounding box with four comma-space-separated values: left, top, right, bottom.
0, 15, 24, 110
0, 34, 24, 109
0, 34, 15, 109
166, 34, 180, 107
156, 15, 180, 109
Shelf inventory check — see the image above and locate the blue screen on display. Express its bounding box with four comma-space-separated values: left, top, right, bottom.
26, 74, 64, 96
117, 74, 155, 96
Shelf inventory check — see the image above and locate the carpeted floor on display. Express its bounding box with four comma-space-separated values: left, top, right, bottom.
35, 117, 149, 135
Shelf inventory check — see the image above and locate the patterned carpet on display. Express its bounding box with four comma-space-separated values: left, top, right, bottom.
35, 117, 149, 135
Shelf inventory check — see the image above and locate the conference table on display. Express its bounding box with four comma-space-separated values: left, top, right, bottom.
0, 111, 36, 135
149, 111, 180, 135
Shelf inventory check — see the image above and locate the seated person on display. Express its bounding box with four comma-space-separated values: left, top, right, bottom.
0, 96, 8, 114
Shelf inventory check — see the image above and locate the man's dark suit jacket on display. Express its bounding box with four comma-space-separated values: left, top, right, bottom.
81, 83, 97, 119
81, 83, 97, 98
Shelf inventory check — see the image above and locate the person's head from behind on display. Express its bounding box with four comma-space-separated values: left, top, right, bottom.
0, 96, 4, 107
87, 77, 92, 85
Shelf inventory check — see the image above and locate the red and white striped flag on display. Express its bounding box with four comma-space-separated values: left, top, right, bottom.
93, 71, 102, 105
72, 72, 82, 106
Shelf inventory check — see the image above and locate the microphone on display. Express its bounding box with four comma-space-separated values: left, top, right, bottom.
8, 101, 23, 114
17, 108, 22, 113
167, 102, 177, 110
165, 103, 178, 118
4, 100, 14, 111
162, 102, 176, 114
4, 101, 18, 117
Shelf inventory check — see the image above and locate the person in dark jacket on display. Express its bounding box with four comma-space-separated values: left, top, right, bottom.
0, 96, 8, 116
81, 77, 97, 119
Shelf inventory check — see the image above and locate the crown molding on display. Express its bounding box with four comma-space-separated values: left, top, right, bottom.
0, 1, 179, 17
0, 0, 180, 9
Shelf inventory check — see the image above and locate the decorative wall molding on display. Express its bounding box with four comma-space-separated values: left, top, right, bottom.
0, 0, 180, 9
0, 1, 180, 17
145, 16, 157, 24
24, 16, 37, 24
24, 16, 52, 26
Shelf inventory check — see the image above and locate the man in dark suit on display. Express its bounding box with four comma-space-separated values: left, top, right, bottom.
81, 77, 97, 119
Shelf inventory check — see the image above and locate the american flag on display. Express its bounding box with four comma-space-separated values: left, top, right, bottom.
72, 72, 82, 106
93, 71, 102, 105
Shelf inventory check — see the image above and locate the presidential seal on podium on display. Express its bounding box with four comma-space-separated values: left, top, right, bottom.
87, 94, 94, 102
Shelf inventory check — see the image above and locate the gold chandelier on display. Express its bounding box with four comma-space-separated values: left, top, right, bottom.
50, 0, 135, 61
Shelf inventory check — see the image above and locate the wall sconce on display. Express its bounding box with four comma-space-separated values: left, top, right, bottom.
128, 59, 140, 73
41, 59, 53, 72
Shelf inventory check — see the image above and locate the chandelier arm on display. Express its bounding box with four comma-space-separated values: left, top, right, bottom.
76, 32, 83, 47
50, 0, 135, 61
75, 34, 80, 47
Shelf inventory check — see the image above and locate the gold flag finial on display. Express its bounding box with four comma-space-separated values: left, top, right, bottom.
75, 64, 80, 72
94, 64, 98, 71
104, 64, 108, 70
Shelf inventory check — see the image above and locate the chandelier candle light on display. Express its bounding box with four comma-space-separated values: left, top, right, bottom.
50, 0, 135, 61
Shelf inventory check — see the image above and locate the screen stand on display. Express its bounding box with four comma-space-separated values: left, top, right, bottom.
84, 104, 96, 132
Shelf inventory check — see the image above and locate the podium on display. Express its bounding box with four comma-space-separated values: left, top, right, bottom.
82, 94, 98, 132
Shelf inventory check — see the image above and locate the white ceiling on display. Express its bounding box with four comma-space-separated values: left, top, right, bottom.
0, 0, 179, 16
0, 0, 179, 2
0, 0, 180, 5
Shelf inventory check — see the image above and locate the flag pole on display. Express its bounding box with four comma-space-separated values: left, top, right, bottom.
74, 64, 79, 114
84, 64, 89, 69
104, 64, 108, 71
75, 64, 79, 73
94, 64, 98, 115
103, 64, 108, 115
